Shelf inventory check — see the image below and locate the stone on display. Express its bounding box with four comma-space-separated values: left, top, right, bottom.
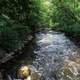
18, 66, 31, 79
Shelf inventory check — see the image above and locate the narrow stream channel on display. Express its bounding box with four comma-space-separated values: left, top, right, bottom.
3, 29, 80, 80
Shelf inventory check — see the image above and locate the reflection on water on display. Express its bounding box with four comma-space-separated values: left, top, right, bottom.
4, 30, 80, 80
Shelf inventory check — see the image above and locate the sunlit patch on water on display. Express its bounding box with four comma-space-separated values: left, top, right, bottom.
37, 33, 54, 44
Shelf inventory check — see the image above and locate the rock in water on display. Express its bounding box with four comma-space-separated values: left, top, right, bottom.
18, 66, 31, 79
17, 65, 40, 80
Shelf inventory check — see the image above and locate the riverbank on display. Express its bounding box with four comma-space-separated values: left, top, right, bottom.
51, 27, 80, 47
65, 34, 80, 47
0, 34, 33, 65
0, 36, 36, 80
0, 34, 33, 80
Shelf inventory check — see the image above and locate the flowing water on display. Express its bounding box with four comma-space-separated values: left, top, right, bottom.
3, 29, 80, 80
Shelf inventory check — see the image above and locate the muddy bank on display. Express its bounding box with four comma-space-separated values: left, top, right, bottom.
0, 35, 33, 80
0, 36, 36, 80
64, 33, 80, 47
0, 35, 33, 65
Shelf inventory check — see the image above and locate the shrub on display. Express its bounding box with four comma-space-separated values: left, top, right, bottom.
12, 24, 31, 41
0, 20, 18, 51
0, 15, 31, 52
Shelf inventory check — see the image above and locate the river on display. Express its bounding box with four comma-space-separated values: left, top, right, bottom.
2, 29, 80, 80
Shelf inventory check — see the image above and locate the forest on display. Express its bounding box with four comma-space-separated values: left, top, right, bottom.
0, 0, 80, 80
0, 0, 80, 51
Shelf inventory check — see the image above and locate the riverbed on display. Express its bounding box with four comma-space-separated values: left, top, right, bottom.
2, 29, 80, 80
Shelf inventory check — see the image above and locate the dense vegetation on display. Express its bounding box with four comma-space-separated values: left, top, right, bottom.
0, 0, 80, 52
51, 0, 80, 37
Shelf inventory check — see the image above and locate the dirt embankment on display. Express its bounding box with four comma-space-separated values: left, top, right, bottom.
0, 35, 33, 65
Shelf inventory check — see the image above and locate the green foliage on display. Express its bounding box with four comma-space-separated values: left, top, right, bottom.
0, 27, 18, 51
12, 24, 31, 41
0, 0, 30, 24
39, 0, 53, 27
51, 0, 80, 37
63, 23, 80, 37
0, 16, 18, 51
0, 0, 80, 52
0, 15, 30, 52
0, 0, 32, 52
